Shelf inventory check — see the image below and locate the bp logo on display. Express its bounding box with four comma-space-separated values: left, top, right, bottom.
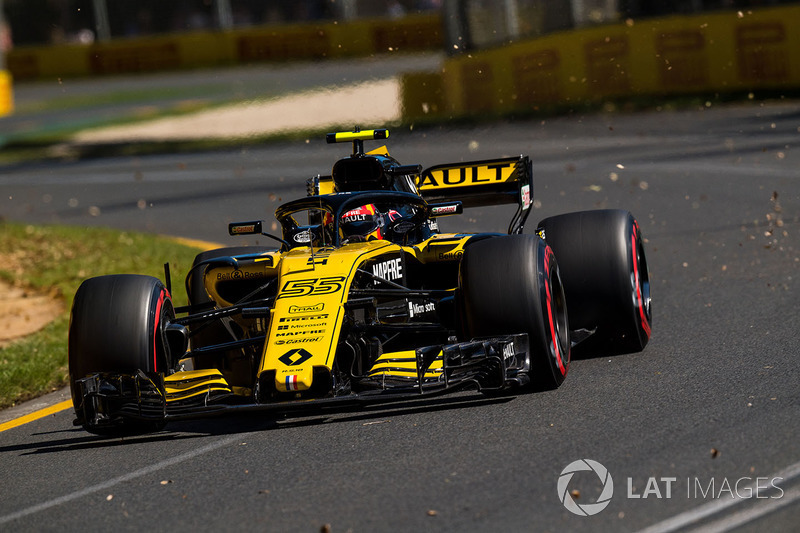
557, 459, 614, 516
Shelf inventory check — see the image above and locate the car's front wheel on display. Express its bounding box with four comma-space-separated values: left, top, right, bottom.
460, 235, 570, 390
68, 274, 174, 435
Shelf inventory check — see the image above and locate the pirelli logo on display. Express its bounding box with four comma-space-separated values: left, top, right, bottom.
419, 160, 517, 189
280, 314, 327, 322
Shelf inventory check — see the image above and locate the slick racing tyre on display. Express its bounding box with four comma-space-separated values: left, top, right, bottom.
460, 235, 570, 390
68, 275, 175, 435
537, 209, 651, 355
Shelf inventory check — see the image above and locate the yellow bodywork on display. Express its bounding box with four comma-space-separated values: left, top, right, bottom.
164, 369, 232, 402
259, 240, 401, 393
168, 230, 472, 404
367, 349, 444, 381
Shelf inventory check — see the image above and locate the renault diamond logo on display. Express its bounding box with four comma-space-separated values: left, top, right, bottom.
278, 348, 313, 366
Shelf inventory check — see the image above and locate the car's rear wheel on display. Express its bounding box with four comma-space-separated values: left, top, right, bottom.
460, 235, 570, 390
537, 209, 651, 355
68, 274, 174, 435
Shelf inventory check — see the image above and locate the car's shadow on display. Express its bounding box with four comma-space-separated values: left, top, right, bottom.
570, 337, 647, 361
5, 392, 515, 455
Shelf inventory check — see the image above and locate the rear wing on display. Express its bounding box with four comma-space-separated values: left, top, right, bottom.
417, 156, 533, 234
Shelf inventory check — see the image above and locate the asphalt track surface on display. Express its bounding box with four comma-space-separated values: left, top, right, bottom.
1, 101, 799, 532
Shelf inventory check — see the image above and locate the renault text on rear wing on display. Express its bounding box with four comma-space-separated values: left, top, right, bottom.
418, 156, 532, 234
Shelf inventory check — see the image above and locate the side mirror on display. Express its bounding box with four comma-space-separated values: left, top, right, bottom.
429, 202, 463, 217
228, 220, 264, 236
228, 220, 291, 250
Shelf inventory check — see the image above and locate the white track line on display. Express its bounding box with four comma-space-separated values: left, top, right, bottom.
636, 460, 800, 533
693, 486, 800, 533
0, 434, 241, 526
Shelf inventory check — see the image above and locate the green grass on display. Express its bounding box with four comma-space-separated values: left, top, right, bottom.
0, 222, 206, 408
14, 85, 225, 115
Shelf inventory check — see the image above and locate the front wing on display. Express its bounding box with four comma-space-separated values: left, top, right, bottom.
72, 335, 530, 430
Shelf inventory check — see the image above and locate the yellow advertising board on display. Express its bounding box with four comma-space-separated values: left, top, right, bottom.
6, 13, 441, 81
403, 6, 800, 122
0, 69, 12, 116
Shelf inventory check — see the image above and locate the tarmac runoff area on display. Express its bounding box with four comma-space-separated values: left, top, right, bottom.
71, 77, 402, 143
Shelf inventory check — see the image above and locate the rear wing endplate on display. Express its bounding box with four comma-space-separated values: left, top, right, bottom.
417, 156, 532, 234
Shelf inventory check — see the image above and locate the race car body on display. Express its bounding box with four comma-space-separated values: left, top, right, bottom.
68, 128, 651, 435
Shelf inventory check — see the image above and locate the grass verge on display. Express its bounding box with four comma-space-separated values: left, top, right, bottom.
0, 222, 207, 409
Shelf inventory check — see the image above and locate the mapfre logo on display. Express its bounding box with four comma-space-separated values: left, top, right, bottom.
558, 459, 614, 516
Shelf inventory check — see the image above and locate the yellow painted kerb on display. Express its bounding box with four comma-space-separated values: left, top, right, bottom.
0, 399, 72, 433
167, 236, 224, 251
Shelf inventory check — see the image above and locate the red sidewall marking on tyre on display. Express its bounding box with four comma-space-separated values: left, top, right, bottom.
631, 223, 651, 338
544, 247, 566, 375
153, 290, 166, 372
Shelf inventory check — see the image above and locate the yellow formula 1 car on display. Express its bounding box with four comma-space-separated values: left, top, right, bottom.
68, 128, 651, 435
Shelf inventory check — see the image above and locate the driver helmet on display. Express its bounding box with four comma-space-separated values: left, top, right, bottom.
340, 204, 401, 241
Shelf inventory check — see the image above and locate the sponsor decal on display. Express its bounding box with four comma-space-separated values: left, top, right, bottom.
293, 230, 313, 243
391, 221, 417, 234
279, 314, 328, 322
276, 329, 325, 337
342, 205, 375, 220
228, 220, 264, 237
277, 348, 314, 366
521, 184, 531, 209
288, 303, 324, 314
278, 323, 325, 330
437, 250, 463, 260
342, 213, 371, 223
216, 270, 267, 281
372, 257, 403, 281
431, 204, 459, 216
275, 336, 324, 345
419, 162, 514, 188
230, 224, 257, 234
502, 343, 514, 360
217, 270, 267, 281
408, 301, 436, 318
